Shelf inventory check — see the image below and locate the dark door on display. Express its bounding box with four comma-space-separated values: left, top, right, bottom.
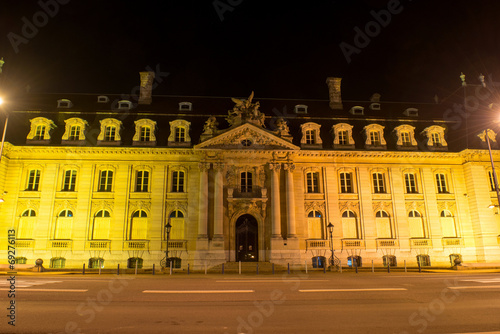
235, 214, 258, 262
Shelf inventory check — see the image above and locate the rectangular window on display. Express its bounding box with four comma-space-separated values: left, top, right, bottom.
306, 172, 319, 193
104, 127, 116, 141
338, 131, 348, 145
69, 126, 80, 141
404, 173, 417, 193
136, 170, 149, 192
370, 131, 381, 145
372, 173, 386, 193
27, 170, 41, 191
172, 171, 184, 192
140, 127, 150, 142
63, 170, 77, 191
436, 173, 448, 193
432, 133, 441, 146
401, 132, 411, 146
175, 127, 185, 142
34, 126, 46, 140
305, 130, 315, 145
240, 172, 252, 192
340, 172, 353, 193
99, 170, 113, 192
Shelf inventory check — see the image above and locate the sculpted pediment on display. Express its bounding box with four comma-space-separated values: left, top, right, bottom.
194, 123, 299, 150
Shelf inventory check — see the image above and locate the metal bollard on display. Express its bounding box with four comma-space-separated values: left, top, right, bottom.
256, 263, 259, 275
187, 263, 190, 275
272, 263, 275, 275
355, 260, 358, 274
117, 264, 120, 275
418, 260, 422, 273
287, 263, 290, 274
222, 263, 224, 275
323, 263, 326, 274
153, 264, 155, 275
135, 260, 138, 275
83, 263, 85, 275
205, 261, 207, 275
387, 263, 390, 273
404, 260, 407, 273
339, 260, 342, 273
305, 260, 308, 274
99, 265, 101, 275
170, 260, 173, 275
239, 261, 241, 275
372, 260, 374, 273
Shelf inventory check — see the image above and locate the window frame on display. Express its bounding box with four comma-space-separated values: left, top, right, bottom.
135, 170, 150, 192
62, 170, 77, 191
306, 171, 320, 193
26, 169, 41, 191
171, 170, 185, 193
372, 172, 386, 193
98, 170, 114, 192
436, 173, 449, 193
404, 173, 418, 193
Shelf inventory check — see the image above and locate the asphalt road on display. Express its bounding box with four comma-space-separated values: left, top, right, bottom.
1, 271, 500, 334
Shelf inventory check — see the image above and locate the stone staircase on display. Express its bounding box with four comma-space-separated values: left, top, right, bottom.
209, 261, 287, 274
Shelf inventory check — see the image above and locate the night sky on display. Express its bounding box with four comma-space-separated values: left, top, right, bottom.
1, 0, 500, 102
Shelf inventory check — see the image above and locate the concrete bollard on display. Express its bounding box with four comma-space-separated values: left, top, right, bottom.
170, 260, 173, 275
135, 260, 138, 275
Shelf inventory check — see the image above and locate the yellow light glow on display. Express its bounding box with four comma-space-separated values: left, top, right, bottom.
0, 97, 3, 105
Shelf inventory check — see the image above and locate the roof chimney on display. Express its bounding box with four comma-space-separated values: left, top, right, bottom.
326, 77, 343, 110
139, 71, 155, 105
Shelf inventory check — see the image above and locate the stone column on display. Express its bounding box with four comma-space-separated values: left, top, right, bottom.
269, 163, 281, 237
198, 162, 210, 238
284, 163, 296, 237
213, 163, 224, 239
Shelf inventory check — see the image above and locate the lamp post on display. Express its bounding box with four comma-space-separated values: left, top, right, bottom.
165, 220, 172, 268
485, 131, 500, 210
0, 97, 7, 164
327, 222, 334, 269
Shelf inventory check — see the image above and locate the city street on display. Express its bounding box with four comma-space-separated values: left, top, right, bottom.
1, 271, 500, 333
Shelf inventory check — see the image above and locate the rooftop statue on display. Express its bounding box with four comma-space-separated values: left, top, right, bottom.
227, 91, 265, 128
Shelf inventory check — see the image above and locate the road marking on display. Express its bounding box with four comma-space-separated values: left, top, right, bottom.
449, 285, 500, 290
461, 278, 500, 283
0, 288, 88, 292
143, 290, 255, 294
216, 280, 329, 283
299, 288, 407, 292
0, 280, 62, 288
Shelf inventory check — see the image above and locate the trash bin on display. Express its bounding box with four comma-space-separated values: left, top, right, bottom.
312, 256, 326, 268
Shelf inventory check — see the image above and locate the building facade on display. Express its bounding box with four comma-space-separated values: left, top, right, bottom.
1, 73, 500, 269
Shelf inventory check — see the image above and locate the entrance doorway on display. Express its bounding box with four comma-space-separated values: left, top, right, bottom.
235, 214, 258, 262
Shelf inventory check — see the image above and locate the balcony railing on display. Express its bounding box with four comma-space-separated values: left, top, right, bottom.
442, 238, 463, 247
15, 240, 35, 248
229, 186, 264, 199
342, 239, 364, 248
410, 238, 432, 248
162, 240, 188, 251
306, 239, 328, 250
376, 239, 398, 248
49, 240, 73, 249
86, 241, 111, 249
124, 240, 149, 250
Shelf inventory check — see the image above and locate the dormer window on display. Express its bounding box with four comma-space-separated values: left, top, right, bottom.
57, 99, 72, 108
294, 105, 308, 114
363, 124, 387, 149
350, 106, 364, 115
118, 100, 132, 110
421, 125, 447, 151
179, 102, 192, 111
300, 122, 322, 149
97, 118, 122, 146
394, 124, 417, 150
370, 103, 381, 110
97, 96, 109, 103
27, 117, 56, 143
133, 119, 157, 146
62, 117, 89, 144
168, 119, 191, 147
404, 108, 419, 117
332, 123, 355, 149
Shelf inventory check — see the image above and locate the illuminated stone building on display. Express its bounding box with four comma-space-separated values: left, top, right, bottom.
1, 72, 500, 269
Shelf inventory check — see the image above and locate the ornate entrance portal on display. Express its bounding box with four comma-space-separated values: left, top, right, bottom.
235, 214, 258, 262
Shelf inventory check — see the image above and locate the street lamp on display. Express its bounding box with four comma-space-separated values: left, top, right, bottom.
485, 130, 500, 210
0, 97, 7, 164
327, 222, 334, 269
165, 219, 172, 268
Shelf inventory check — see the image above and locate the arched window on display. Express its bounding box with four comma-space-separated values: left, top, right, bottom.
307, 210, 323, 239
92, 210, 111, 240
130, 210, 148, 239
342, 210, 359, 239
59, 210, 73, 217
440, 210, 457, 237
168, 210, 185, 240
55, 209, 74, 239
375, 210, 392, 238
18, 209, 36, 239
408, 210, 425, 238
88, 258, 104, 269
50, 257, 66, 269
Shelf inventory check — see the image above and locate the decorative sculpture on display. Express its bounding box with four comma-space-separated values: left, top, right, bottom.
227, 91, 266, 128
0, 58, 5, 74
203, 116, 218, 135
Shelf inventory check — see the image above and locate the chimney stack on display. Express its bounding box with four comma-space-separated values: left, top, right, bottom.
326, 77, 343, 110
139, 71, 155, 105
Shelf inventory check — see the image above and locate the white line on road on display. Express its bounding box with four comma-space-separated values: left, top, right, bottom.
449, 285, 500, 290
216, 280, 330, 283
0, 288, 88, 292
143, 290, 255, 294
299, 288, 407, 292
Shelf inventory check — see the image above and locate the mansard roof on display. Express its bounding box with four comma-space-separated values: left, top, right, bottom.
1, 85, 496, 152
